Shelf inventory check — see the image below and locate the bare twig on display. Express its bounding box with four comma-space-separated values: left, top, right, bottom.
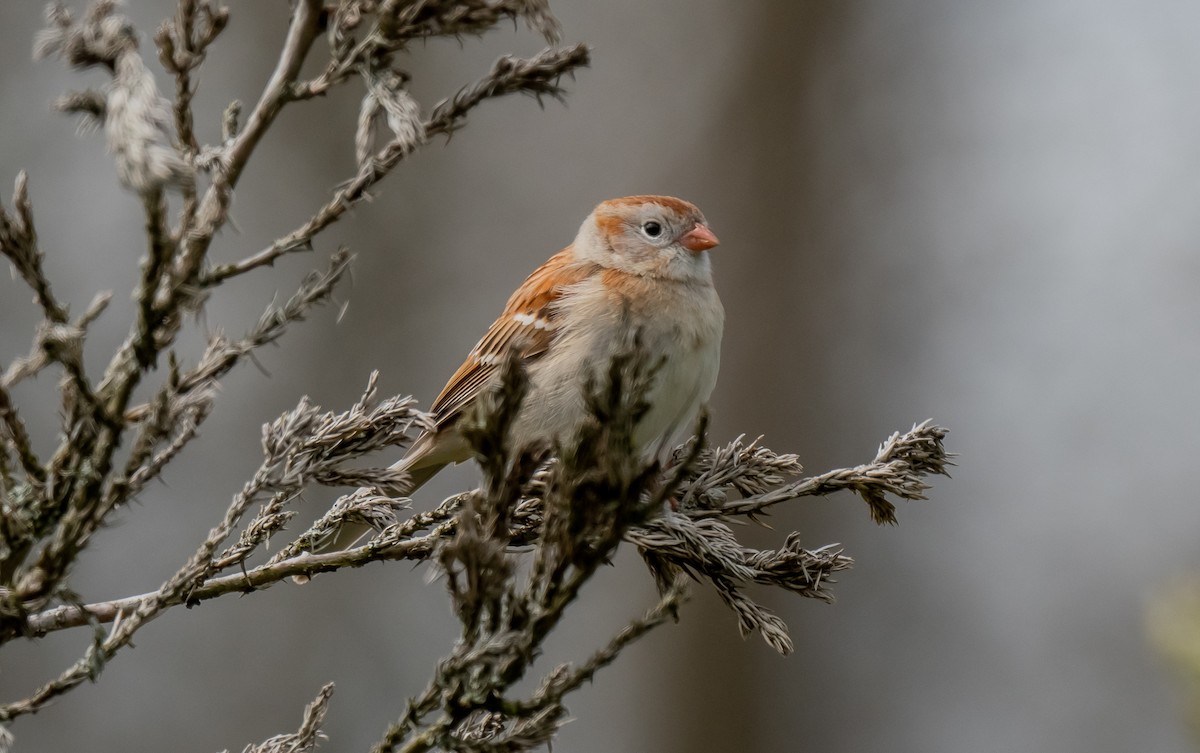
168, 0, 321, 291
11, 419, 946, 643
201, 43, 590, 285
155, 0, 230, 156
377, 0, 562, 45
240, 683, 334, 753
0, 387, 45, 488
124, 249, 355, 423
134, 188, 174, 368
688, 420, 953, 524
16, 516, 455, 637
157, 0, 231, 234
0, 172, 68, 323
2, 1, 951, 748
518, 574, 691, 712
426, 44, 590, 138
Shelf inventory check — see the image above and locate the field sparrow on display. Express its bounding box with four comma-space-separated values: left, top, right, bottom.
332, 195, 723, 548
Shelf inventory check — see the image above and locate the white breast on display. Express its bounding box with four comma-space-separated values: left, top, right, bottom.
633, 285, 723, 453
518, 275, 724, 457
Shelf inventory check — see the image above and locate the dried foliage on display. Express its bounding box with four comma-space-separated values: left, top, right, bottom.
237, 683, 335, 753
0, 1, 951, 750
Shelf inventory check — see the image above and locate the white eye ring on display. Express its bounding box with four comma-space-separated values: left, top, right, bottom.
641, 221, 663, 238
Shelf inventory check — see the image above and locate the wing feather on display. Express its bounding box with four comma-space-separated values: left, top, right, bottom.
428, 246, 594, 430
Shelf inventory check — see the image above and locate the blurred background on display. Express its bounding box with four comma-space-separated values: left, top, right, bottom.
4, 0, 1200, 750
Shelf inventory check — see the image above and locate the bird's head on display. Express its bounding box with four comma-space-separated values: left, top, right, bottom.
576, 195, 719, 283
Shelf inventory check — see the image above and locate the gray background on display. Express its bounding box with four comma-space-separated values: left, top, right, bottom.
3, 1, 1200, 751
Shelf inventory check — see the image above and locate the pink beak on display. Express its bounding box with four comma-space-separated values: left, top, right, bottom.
680, 222, 719, 253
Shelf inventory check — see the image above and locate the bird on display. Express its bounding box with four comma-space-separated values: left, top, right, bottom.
330, 195, 723, 549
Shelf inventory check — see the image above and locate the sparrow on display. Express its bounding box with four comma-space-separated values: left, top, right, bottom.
332, 195, 723, 548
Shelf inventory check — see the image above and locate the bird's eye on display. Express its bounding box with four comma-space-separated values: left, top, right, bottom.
642, 221, 663, 238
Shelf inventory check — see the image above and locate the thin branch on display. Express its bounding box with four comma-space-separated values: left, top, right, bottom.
155, 0, 229, 158
168, 0, 321, 290
15, 522, 453, 637
134, 188, 174, 369
0, 387, 45, 486
0, 172, 68, 324
200, 43, 590, 285
376, 0, 561, 45
425, 44, 590, 139
10, 419, 948, 641
518, 575, 691, 712
241, 683, 334, 753
4, 2, 953, 747
690, 420, 953, 524
124, 248, 354, 423
293, 0, 562, 104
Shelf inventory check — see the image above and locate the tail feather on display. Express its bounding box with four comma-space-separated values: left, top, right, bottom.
321, 450, 448, 552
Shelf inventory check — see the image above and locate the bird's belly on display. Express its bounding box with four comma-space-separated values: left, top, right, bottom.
516, 284, 721, 455
634, 334, 720, 452
517, 334, 717, 453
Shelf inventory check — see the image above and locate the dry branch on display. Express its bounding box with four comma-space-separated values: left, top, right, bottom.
0, 1, 949, 750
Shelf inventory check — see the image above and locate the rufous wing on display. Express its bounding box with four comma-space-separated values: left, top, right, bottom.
427, 246, 596, 431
